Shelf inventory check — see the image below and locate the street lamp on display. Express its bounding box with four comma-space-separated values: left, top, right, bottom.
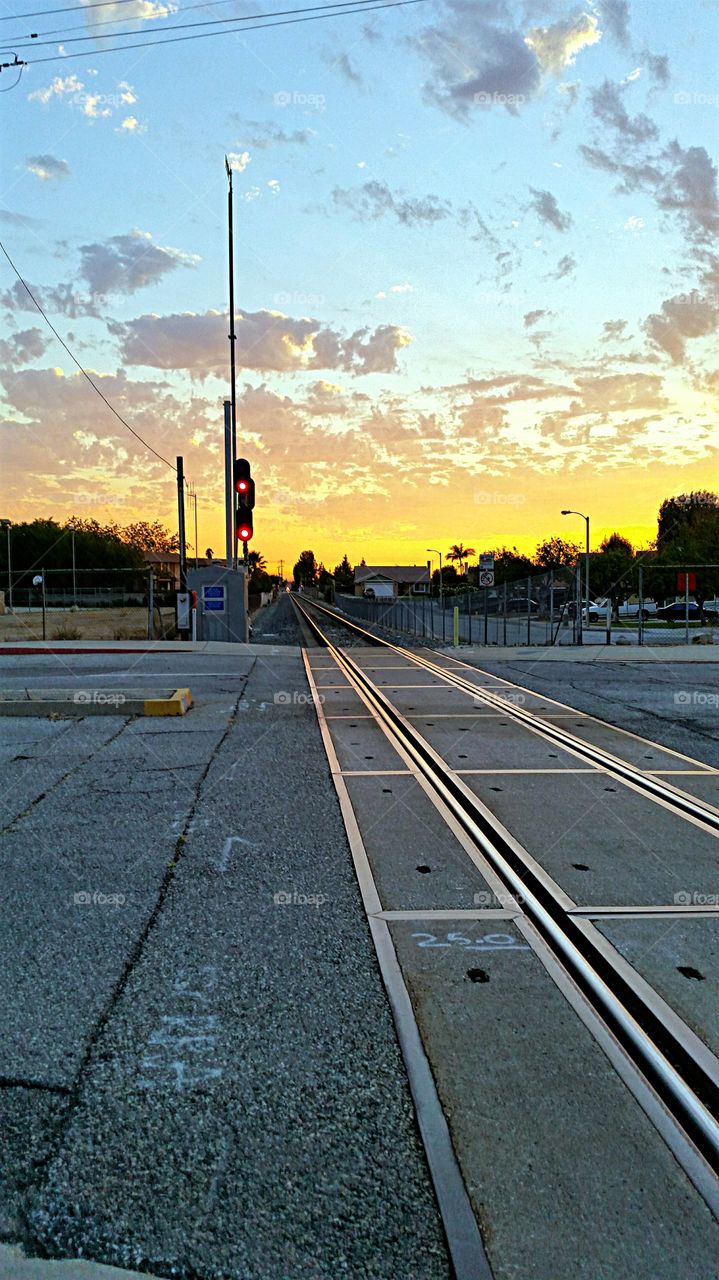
66, 522, 77, 609
0, 519, 12, 612
427, 548, 443, 609
561, 509, 590, 626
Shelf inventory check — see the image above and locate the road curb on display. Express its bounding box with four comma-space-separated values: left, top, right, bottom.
0, 1245, 162, 1280
0, 688, 193, 717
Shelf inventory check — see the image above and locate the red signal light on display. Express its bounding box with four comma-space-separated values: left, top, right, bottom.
236, 514, 253, 541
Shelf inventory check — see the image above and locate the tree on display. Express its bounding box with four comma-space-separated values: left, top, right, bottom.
333, 554, 354, 594
654, 492, 719, 611
248, 550, 267, 574
293, 549, 318, 588
534, 536, 581, 570
120, 521, 180, 553
590, 533, 635, 613
0, 518, 145, 597
447, 543, 476, 575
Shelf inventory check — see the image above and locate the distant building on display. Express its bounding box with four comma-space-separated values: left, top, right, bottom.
353, 565, 430, 598
142, 551, 181, 590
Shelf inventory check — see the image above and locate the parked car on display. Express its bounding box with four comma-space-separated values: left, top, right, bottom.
584, 598, 657, 623
506, 597, 540, 614
702, 599, 719, 617
656, 600, 702, 621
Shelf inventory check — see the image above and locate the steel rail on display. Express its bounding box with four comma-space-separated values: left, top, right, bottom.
298, 597, 719, 835
292, 596, 719, 1177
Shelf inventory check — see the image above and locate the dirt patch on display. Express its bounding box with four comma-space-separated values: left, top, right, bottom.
0, 608, 175, 642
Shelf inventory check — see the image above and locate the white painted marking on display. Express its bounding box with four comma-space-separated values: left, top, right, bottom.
216, 834, 258, 871
412, 931, 529, 952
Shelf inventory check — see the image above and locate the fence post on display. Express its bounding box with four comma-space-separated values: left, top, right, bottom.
503, 582, 507, 646
147, 570, 154, 640
638, 565, 644, 647
453, 606, 459, 646
576, 565, 583, 645
549, 573, 554, 646
527, 576, 532, 645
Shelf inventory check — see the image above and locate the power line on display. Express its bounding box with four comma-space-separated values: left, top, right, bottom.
13, 0, 242, 40
12, 0, 399, 47
0, 239, 177, 471
16, 0, 426, 66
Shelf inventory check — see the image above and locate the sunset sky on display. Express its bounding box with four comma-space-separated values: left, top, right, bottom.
1, 0, 717, 573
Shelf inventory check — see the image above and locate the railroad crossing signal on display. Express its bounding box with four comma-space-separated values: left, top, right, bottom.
234, 457, 255, 542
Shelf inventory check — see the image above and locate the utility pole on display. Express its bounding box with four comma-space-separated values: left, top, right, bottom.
278, 558, 284, 583
225, 155, 238, 570
177, 455, 187, 590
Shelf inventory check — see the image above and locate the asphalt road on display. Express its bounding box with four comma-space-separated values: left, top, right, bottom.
0, 634, 449, 1278
468, 655, 719, 768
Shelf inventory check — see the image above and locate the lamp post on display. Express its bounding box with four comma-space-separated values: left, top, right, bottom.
427, 547, 444, 641
67, 522, 77, 609
0, 519, 12, 612
561, 509, 590, 628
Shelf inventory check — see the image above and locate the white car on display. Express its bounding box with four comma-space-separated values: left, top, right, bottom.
584, 598, 657, 623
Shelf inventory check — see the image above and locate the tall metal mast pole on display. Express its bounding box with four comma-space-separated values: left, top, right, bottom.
225, 156, 238, 570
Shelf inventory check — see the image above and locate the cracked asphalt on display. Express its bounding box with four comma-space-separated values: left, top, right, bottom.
0, 613, 450, 1279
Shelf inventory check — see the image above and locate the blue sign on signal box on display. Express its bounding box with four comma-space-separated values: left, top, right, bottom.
203, 585, 226, 612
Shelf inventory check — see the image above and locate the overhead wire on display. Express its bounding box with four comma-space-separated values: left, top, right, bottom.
0, 239, 177, 471
10, 0, 426, 65
8, 0, 381, 41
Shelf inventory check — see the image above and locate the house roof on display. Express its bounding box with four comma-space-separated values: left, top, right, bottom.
354, 565, 430, 585
142, 552, 181, 564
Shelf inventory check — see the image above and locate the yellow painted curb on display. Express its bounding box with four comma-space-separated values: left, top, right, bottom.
143, 687, 193, 717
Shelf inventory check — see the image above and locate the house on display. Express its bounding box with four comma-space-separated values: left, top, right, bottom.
143, 552, 181, 591
354, 565, 431, 598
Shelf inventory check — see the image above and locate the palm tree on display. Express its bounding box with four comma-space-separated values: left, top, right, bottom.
447, 543, 476, 576
248, 550, 267, 573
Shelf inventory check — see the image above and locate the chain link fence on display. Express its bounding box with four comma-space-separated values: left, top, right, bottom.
334, 562, 719, 647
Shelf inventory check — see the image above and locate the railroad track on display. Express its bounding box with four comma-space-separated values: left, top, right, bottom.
291, 593, 719, 1206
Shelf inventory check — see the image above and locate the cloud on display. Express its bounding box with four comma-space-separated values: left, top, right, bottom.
0, 208, 43, 227
26, 154, 70, 182
1, 230, 200, 317
589, 80, 658, 144
333, 180, 452, 226
234, 121, 314, 148
111, 308, 411, 376
645, 292, 719, 362
643, 51, 670, 86
0, 328, 48, 367
117, 116, 145, 134
548, 253, 577, 279
413, 6, 541, 119
226, 151, 251, 172
601, 319, 629, 342
524, 309, 548, 327
28, 75, 83, 105
528, 187, 573, 231
323, 47, 363, 86
78, 230, 200, 298
599, 0, 630, 46
524, 11, 602, 74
